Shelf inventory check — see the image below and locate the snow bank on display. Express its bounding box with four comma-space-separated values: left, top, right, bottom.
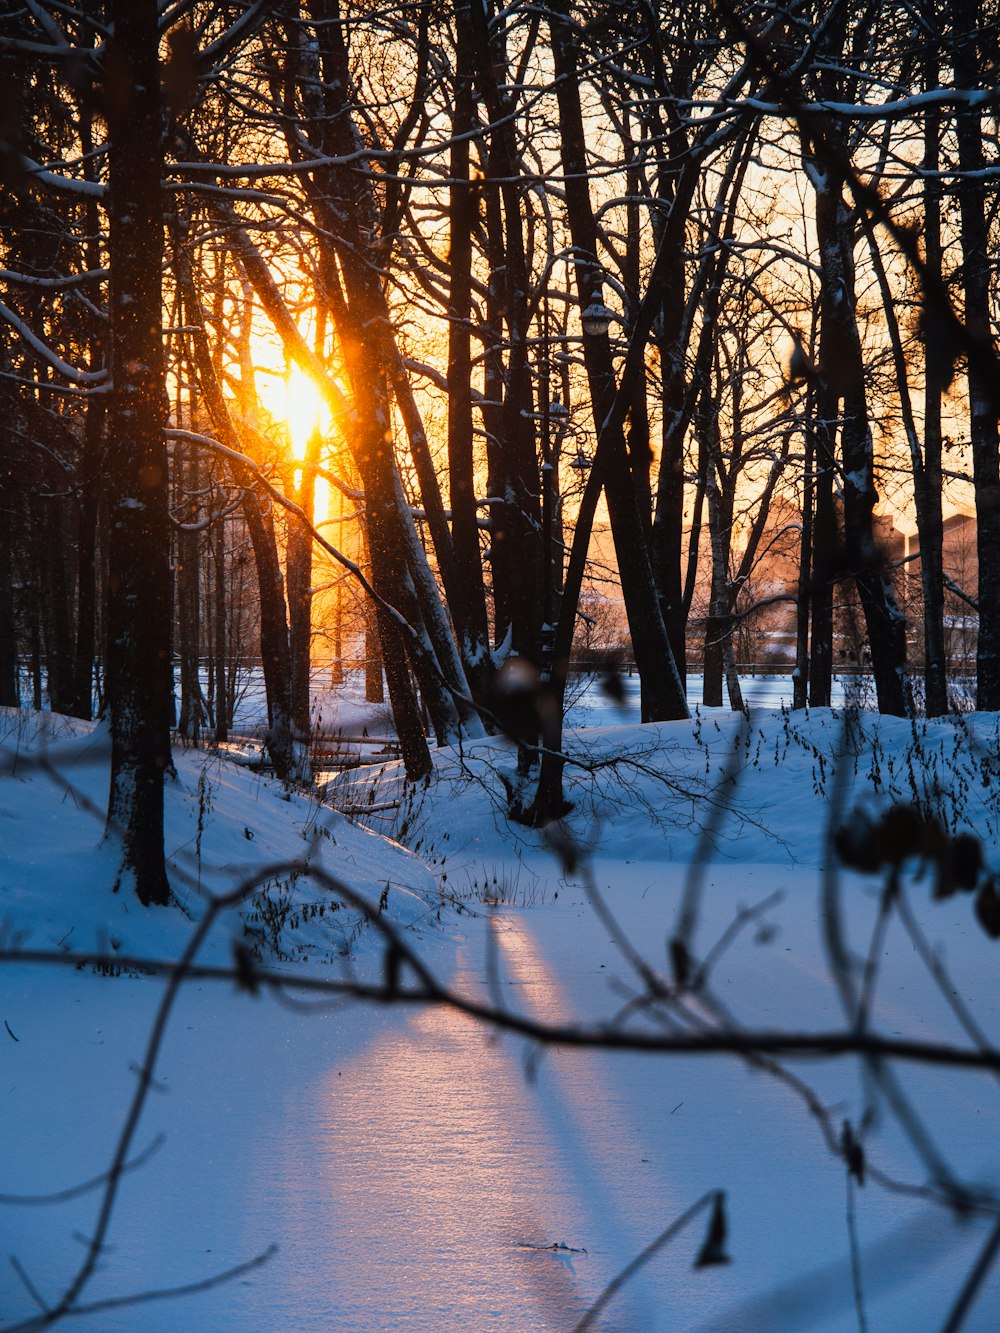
330, 705, 1000, 878
0, 708, 446, 974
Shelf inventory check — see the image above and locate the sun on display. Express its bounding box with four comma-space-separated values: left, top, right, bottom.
285, 363, 328, 460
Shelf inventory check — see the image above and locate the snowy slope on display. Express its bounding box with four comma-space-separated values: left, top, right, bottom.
0, 708, 447, 972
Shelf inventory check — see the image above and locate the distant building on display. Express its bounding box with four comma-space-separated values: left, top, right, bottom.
901, 512, 978, 671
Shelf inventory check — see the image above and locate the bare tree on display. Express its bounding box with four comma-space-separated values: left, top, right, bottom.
103, 0, 173, 905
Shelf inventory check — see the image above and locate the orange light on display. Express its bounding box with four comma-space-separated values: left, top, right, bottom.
285, 364, 328, 459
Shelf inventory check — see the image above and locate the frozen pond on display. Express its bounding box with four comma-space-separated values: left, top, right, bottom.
7, 707, 1000, 1331
211, 669, 864, 738
9, 859, 999, 1331
565, 670, 860, 727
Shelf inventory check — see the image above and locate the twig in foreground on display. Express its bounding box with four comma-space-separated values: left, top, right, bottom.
573, 1190, 719, 1332
12, 1245, 278, 1331
942, 1214, 1000, 1333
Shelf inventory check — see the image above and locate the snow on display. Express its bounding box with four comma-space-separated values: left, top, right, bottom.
0, 709, 442, 972
0, 300, 107, 386
17, 156, 106, 200
3, 698, 1000, 1330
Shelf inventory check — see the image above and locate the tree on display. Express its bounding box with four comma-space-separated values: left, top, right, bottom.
548, 0, 688, 725
103, 0, 173, 905
951, 0, 1000, 710
800, 1, 912, 717
6, 0, 1000, 828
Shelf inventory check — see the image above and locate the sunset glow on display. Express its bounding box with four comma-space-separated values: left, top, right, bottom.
285, 363, 328, 460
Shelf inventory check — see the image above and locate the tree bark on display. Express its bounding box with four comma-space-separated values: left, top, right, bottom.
176, 440, 207, 741
462, 0, 545, 670
213, 516, 229, 742
793, 401, 814, 711
105, 0, 172, 905
446, 21, 494, 697
70, 397, 101, 721
918, 33, 948, 717
287, 433, 320, 737
802, 10, 911, 716
0, 500, 17, 707
808, 396, 836, 708
69, 99, 104, 723
811, 172, 910, 715
952, 0, 1000, 710
41, 485, 74, 713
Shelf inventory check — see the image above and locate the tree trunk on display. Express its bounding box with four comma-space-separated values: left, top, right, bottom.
42, 488, 74, 713
811, 175, 912, 714
918, 54, 948, 717
176, 254, 301, 780
549, 0, 687, 724
30, 585, 42, 711
952, 0, 1000, 709
287, 432, 320, 737
213, 517, 228, 742
861, 201, 948, 720
803, 19, 911, 717
808, 400, 836, 708
446, 24, 494, 697
105, 0, 172, 906
701, 397, 728, 708
462, 0, 545, 670
69, 100, 104, 723
177, 442, 207, 741
0, 504, 17, 707
70, 398, 101, 720
794, 410, 814, 711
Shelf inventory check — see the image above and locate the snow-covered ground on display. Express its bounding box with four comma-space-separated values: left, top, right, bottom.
3, 699, 1000, 1330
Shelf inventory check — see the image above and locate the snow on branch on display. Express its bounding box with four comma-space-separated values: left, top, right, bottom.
726, 85, 1000, 123
16, 154, 106, 199
195, 0, 271, 71
0, 267, 108, 290
24, 0, 70, 49
0, 300, 107, 385
0, 369, 107, 398
943, 576, 980, 614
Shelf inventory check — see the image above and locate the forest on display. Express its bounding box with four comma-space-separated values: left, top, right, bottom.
4, 1, 1000, 1329
3, 0, 999, 887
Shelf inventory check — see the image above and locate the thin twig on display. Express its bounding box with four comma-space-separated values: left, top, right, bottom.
0, 1136, 165, 1206
693, 890, 784, 991
846, 1174, 869, 1333
894, 890, 1000, 1086
573, 1192, 717, 1332
11, 1246, 277, 1331
9, 1257, 49, 1315
3, 942, 1000, 1072
942, 1214, 1000, 1333
855, 870, 898, 1033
